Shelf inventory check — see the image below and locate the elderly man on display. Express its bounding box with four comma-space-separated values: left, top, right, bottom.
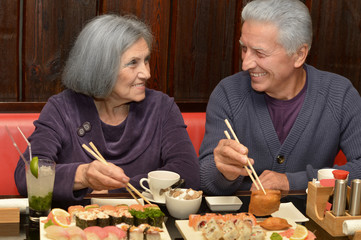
199, 0, 361, 195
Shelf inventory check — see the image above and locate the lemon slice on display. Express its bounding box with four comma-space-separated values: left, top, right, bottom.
290, 224, 308, 240
30, 156, 39, 178
49, 208, 71, 228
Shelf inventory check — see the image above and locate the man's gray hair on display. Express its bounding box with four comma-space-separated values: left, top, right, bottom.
242, 0, 312, 55
62, 14, 152, 98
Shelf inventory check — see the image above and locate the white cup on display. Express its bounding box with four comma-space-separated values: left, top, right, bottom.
318, 168, 336, 180
139, 170, 180, 202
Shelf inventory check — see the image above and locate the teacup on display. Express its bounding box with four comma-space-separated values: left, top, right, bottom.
139, 170, 180, 202
318, 168, 336, 180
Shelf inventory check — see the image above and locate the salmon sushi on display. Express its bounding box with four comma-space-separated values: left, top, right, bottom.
103, 226, 127, 240
84, 226, 108, 240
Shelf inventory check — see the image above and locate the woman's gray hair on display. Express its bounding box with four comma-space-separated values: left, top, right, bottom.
242, 0, 312, 55
62, 14, 153, 97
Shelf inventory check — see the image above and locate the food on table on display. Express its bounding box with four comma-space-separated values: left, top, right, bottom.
103, 225, 127, 239
259, 217, 292, 230
43, 208, 71, 228
248, 189, 281, 216
279, 224, 316, 240
188, 212, 264, 240
168, 188, 203, 200
84, 226, 109, 239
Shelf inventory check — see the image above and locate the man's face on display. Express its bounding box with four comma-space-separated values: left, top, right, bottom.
240, 20, 299, 99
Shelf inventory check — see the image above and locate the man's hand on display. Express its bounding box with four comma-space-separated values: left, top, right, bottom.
214, 139, 254, 181
250, 170, 289, 191
74, 160, 129, 191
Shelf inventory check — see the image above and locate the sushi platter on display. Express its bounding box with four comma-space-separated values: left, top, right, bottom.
175, 218, 297, 240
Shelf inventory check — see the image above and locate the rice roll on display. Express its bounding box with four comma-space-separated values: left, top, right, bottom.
76, 211, 97, 229
96, 211, 110, 227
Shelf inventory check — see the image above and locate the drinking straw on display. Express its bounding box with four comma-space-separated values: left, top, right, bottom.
5, 125, 28, 164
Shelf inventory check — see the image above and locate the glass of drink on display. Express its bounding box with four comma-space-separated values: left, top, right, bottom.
25, 158, 55, 222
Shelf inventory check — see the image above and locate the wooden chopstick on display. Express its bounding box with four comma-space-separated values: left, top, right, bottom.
224, 119, 267, 195
126, 186, 142, 205
83, 142, 152, 205
224, 130, 260, 190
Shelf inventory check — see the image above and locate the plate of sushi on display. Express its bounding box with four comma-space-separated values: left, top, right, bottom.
176, 212, 315, 240
40, 202, 171, 240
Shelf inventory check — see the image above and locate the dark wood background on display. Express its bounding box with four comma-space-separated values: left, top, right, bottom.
0, 0, 360, 112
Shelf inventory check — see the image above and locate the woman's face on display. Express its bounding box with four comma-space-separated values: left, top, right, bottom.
111, 37, 151, 104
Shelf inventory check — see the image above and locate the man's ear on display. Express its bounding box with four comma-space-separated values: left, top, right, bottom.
294, 44, 309, 68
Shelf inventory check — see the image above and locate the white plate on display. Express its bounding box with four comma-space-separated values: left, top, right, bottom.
91, 198, 144, 206
40, 217, 171, 240
205, 196, 242, 211
176, 218, 296, 240
271, 202, 309, 223
142, 191, 166, 205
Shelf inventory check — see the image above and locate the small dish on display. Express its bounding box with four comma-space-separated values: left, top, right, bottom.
205, 196, 242, 212
271, 202, 309, 223
142, 191, 166, 205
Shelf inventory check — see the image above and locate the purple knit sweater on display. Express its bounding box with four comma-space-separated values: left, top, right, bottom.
14, 89, 199, 208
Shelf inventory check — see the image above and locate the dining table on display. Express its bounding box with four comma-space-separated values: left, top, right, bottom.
0, 190, 354, 240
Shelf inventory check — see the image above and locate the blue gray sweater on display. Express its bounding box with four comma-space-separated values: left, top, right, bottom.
199, 64, 361, 195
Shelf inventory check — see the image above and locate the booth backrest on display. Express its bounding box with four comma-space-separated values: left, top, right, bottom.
0, 112, 346, 195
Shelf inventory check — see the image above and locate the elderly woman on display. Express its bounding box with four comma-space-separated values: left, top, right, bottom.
15, 14, 199, 208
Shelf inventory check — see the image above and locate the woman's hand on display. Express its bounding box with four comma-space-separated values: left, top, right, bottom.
214, 139, 254, 181
74, 160, 129, 191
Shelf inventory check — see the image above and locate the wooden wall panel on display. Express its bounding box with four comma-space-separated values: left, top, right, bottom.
101, 0, 171, 93
308, 0, 361, 90
170, 0, 239, 103
22, 0, 97, 101
0, 1, 19, 101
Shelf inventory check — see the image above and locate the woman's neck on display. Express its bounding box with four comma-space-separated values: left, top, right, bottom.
93, 99, 130, 126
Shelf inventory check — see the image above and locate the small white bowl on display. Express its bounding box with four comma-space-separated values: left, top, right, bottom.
165, 189, 202, 219
205, 196, 243, 212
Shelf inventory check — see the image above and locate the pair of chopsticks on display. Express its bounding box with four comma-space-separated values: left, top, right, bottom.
224, 119, 266, 195
82, 142, 152, 205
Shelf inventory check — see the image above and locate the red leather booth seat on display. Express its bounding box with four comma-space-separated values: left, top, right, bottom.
0, 112, 346, 195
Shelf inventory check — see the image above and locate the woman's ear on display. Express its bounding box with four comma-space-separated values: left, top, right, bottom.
294, 44, 309, 68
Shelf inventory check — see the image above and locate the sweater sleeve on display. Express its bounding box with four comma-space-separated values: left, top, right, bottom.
199, 74, 248, 195
14, 97, 88, 202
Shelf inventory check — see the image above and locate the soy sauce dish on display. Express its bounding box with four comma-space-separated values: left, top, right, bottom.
205, 196, 243, 212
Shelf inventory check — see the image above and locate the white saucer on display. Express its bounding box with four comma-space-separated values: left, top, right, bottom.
141, 191, 166, 205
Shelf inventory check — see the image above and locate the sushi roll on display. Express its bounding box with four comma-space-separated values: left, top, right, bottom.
103, 226, 127, 240
128, 225, 144, 240
222, 220, 240, 240
68, 205, 85, 223
189, 214, 208, 231
84, 204, 100, 211
236, 220, 252, 240
76, 211, 98, 229
145, 207, 164, 228
120, 209, 135, 225
84, 226, 108, 240
250, 225, 266, 240
202, 219, 223, 240
107, 210, 124, 225
144, 226, 163, 240
96, 211, 111, 227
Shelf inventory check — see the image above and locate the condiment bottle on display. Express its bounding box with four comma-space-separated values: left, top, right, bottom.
331, 170, 349, 216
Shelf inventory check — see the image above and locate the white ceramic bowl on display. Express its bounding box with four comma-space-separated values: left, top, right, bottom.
205, 196, 243, 212
165, 189, 202, 219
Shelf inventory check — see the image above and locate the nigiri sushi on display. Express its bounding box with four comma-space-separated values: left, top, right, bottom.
84, 226, 108, 240
44, 225, 70, 240
103, 226, 127, 240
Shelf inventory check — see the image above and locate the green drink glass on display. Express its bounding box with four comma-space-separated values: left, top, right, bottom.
25, 158, 55, 222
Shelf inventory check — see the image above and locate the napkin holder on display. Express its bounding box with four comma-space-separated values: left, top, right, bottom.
306, 181, 361, 239
0, 208, 20, 223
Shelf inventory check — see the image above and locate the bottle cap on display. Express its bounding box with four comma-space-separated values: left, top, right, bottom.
332, 170, 349, 180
